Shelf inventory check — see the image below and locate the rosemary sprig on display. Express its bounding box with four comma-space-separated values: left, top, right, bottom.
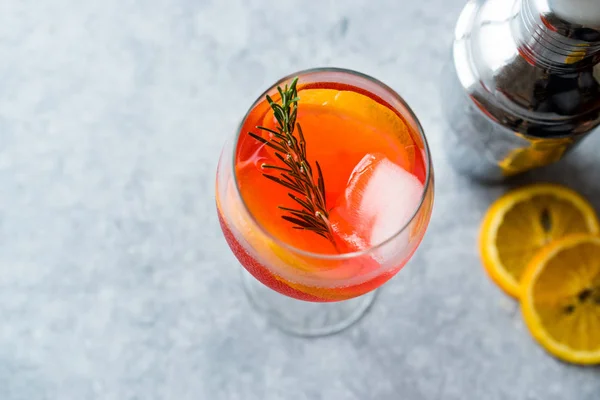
248, 77, 334, 243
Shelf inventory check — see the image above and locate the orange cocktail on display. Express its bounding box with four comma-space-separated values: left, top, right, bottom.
216, 68, 433, 334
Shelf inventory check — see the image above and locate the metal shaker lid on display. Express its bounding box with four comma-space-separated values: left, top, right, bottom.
549, 0, 600, 29
453, 0, 600, 137
520, 0, 600, 67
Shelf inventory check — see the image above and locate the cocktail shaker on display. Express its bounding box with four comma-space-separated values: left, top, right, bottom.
442, 0, 600, 181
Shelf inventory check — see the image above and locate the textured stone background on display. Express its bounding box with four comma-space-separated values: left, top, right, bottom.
1, 0, 599, 399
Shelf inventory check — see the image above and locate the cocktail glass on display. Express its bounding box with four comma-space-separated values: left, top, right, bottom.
216, 68, 434, 336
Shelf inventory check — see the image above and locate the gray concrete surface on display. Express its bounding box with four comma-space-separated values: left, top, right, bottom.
1, 0, 599, 399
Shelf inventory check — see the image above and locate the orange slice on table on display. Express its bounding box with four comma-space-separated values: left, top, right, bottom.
521, 234, 600, 365
479, 183, 599, 298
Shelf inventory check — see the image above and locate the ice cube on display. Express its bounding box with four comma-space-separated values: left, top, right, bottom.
330, 153, 424, 257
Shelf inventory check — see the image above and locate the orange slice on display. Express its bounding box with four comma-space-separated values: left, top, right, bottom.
521, 234, 600, 365
295, 88, 416, 167
479, 183, 599, 298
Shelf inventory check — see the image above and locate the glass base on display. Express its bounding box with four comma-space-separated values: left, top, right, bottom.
241, 269, 378, 337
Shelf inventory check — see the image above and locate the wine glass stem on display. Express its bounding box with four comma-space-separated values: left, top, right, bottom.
241, 268, 378, 337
